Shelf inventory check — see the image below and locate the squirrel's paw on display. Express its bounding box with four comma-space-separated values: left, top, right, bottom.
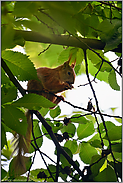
64, 82, 74, 90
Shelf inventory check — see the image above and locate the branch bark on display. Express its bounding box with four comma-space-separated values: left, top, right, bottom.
14, 30, 122, 53
15, 30, 105, 50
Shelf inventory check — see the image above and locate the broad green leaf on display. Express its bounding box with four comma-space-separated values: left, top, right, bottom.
40, 2, 77, 35
87, 50, 102, 65
61, 123, 76, 138
108, 69, 120, 91
30, 168, 49, 182
15, 19, 51, 37
1, 168, 7, 180
94, 165, 117, 182
90, 155, 105, 177
50, 106, 61, 119
2, 86, 17, 105
100, 159, 107, 172
9, 156, 31, 178
71, 114, 89, 124
2, 140, 14, 160
12, 93, 55, 109
13, 1, 32, 18
79, 142, 98, 164
1, 68, 10, 84
88, 58, 109, 83
38, 107, 49, 117
64, 140, 78, 154
89, 139, 102, 148
114, 117, 122, 124
99, 121, 116, 134
2, 50, 38, 81
77, 122, 94, 140
2, 105, 27, 136
55, 147, 73, 167
29, 119, 43, 153
25, 42, 64, 68
103, 125, 122, 141
1, 123, 7, 149
1, 25, 15, 51
111, 143, 122, 153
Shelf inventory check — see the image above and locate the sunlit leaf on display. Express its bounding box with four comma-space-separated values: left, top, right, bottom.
12, 93, 55, 109
79, 142, 98, 164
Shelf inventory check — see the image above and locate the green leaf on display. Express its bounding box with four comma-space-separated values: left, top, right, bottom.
1, 123, 7, 149
89, 139, 102, 148
64, 140, 78, 154
13, 1, 32, 18
2, 86, 17, 105
1, 25, 15, 51
87, 50, 102, 65
103, 125, 122, 141
12, 93, 55, 109
88, 58, 109, 83
50, 106, 61, 118
1, 168, 7, 180
2, 50, 38, 81
90, 155, 105, 177
41, 2, 77, 35
2, 105, 27, 136
77, 122, 95, 140
114, 117, 122, 124
99, 121, 116, 134
29, 119, 43, 153
38, 107, 49, 117
71, 114, 89, 124
79, 142, 98, 164
9, 156, 31, 178
61, 123, 76, 138
111, 143, 122, 153
108, 69, 120, 91
1, 68, 10, 84
94, 165, 117, 182
2, 140, 14, 160
55, 147, 73, 167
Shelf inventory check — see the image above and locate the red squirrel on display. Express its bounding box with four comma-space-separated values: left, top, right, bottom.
12, 56, 76, 177
27, 56, 76, 105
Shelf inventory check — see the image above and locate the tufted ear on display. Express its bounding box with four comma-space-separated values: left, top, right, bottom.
71, 58, 76, 68
68, 54, 72, 64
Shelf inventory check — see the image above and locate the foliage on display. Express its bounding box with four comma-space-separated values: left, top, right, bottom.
1, 1, 122, 182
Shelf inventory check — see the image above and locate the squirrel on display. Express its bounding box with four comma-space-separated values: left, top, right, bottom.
12, 56, 76, 177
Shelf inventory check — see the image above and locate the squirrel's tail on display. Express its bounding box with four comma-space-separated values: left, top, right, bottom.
11, 110, 32, 177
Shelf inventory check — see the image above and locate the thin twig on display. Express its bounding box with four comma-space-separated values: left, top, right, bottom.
84, 49, 119, 181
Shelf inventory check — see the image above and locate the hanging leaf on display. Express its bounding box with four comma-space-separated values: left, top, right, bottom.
77, 122, 94, 140
108, 69, 120, 91
2, 50, 38, 81
64, 140, 78, 154
2, 105, 27, 136
12, 93, 55, 109
50, 106, 61, 119
9, 156, 31, 178
94, 165, 117, 182
79, 142, 98, 164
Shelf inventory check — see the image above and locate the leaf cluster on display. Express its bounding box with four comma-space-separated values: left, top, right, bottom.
1, 1, 122, 182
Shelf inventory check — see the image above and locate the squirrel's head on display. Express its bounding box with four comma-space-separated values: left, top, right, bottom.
60, 55, 76, 84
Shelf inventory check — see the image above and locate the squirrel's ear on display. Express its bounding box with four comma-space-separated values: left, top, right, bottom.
68, 54, 72, 64
71, 59, 76, 68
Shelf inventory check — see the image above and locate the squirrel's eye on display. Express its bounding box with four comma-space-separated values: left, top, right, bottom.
68, 72, 71, 75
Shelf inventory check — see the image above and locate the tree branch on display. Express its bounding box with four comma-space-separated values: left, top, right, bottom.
14, 30, 106, 51
1, 58, 26, 96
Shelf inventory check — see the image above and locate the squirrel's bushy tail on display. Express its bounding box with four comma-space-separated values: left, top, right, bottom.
11, 110, 32, 177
